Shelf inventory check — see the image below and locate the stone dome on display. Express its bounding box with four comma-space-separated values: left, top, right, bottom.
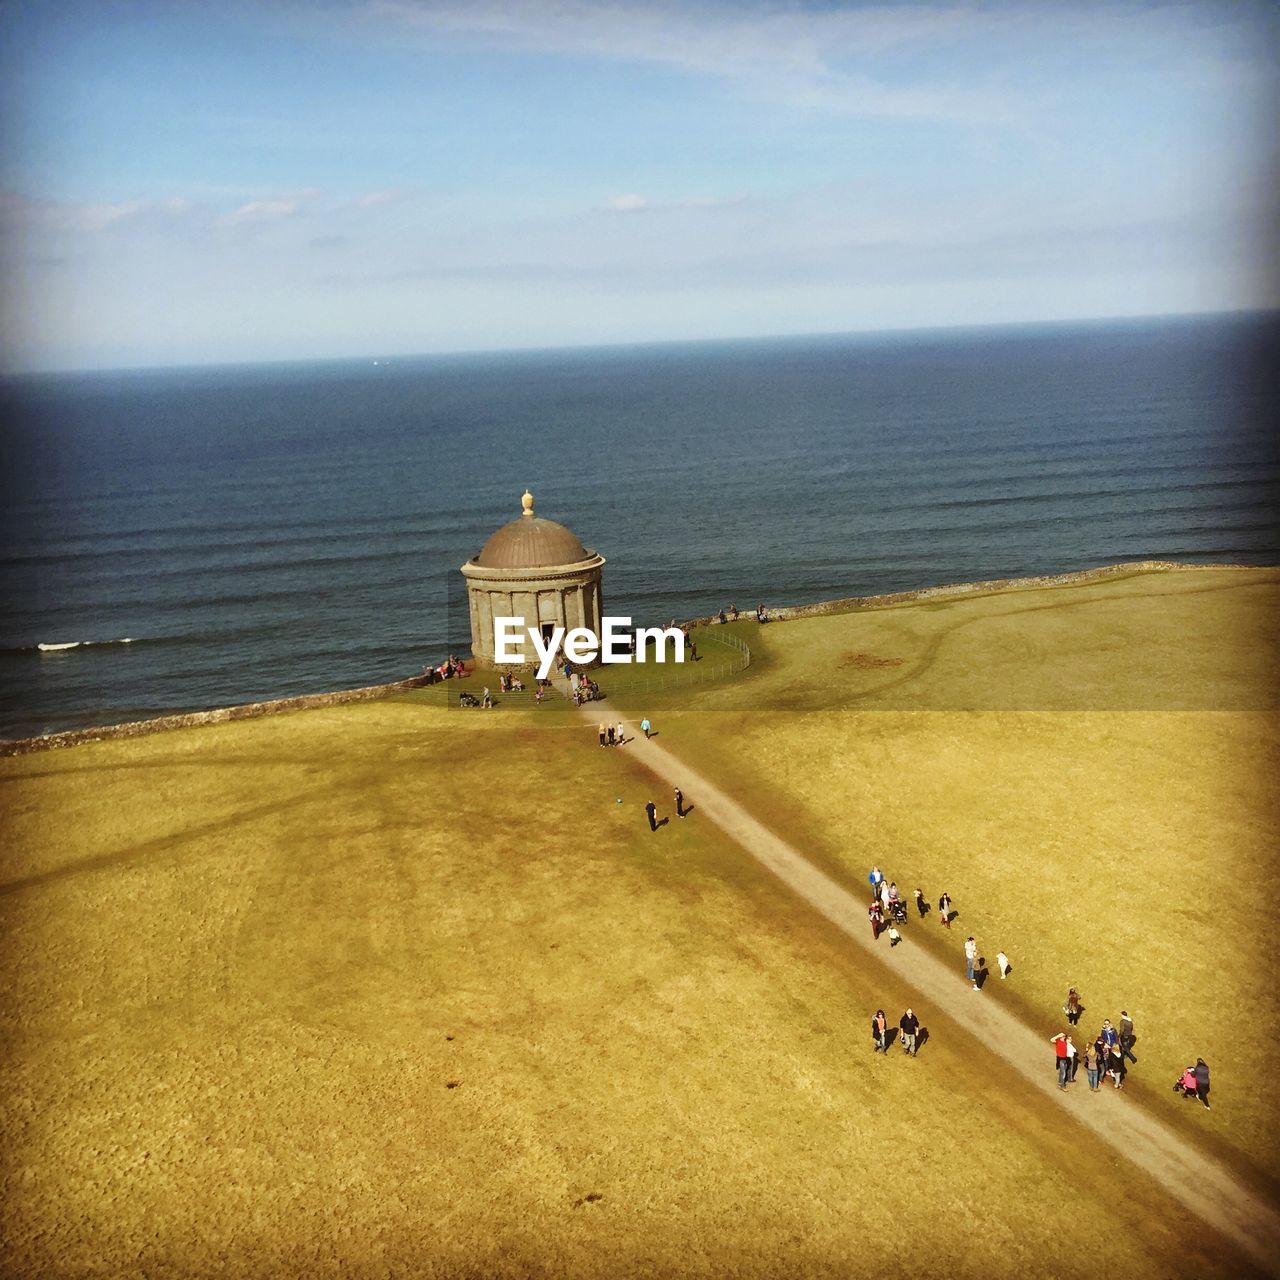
473, 491, 592, 569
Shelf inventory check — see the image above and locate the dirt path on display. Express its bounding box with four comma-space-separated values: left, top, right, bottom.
587, 705, 1280, 1276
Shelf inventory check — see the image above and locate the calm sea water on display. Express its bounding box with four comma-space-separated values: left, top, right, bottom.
1, 312, 1277, 739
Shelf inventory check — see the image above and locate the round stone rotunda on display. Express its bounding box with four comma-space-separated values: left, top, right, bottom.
461, 490, 606, 668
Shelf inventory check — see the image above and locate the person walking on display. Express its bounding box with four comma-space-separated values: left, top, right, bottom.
1083, 1038, 1101, 1091
964, 937, 978, 988
1119, 1011, 1138, 1064
914, 888, 927, 919
868, 901, 882, 941
996, 951, 1011, 979
887, 924, 902, 947
640, 717, 652, 739
1064, 988, 1083, 1026
869, 865, 884, 898
1051, 1032, 1071, 1089
674, 787, 685, 818
607, 723, 616, 746
1100, 1018, 1118, 1053
899, 1008, 920, 1056
598, 722, 607, 747
482, 687, 492, 709
1194, 1058, 1211, 1109
645, 800, 658, 833
616, 721, 626, 746
1066, 1034, 1079, 1083
871, 1009, 889, 1054
938, 892, 952, 928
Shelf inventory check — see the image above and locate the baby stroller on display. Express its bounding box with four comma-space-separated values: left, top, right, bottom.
888, 899, 908, 925
1173, 1066, 1199, 1099
458, 691, 480, 708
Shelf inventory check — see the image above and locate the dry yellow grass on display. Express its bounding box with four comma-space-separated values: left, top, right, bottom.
0, 694, 1258, 1277
624, 566, 1279, 713
636, 567, 1280, 1188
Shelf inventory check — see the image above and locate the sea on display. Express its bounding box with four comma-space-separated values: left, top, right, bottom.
1, 311, 1277, 740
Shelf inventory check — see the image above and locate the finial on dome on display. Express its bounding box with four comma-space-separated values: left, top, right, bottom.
521, 489, 534, 517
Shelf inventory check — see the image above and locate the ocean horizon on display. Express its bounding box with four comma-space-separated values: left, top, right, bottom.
2, 310, 1277, 740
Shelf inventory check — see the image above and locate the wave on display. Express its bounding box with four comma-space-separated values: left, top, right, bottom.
34, 637, 136, 653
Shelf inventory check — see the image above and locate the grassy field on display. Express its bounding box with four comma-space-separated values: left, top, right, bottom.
0, 680, 1262, 1277
616, 566, 1280, 1190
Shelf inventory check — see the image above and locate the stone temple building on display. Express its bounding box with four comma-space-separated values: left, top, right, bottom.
461, 491, 606, 668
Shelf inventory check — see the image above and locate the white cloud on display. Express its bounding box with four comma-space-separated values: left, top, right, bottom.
215, 187, 330, 225
225, 197, 303, 224
366, 1, 1279, 126
604, 193, 649, 213
355, 188, 400, 207
601, 191, 746, 214
370, 0, 1020, 122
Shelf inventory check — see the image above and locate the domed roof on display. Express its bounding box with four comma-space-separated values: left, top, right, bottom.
473, 490, 593, 569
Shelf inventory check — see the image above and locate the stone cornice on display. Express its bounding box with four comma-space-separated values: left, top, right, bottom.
461, 553, 605, 586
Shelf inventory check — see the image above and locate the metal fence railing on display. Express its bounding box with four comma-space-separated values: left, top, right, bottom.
595, 631, 752, 695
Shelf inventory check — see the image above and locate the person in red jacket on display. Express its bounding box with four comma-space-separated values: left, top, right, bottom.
1194, 1058, 1211, 1109
1050, 1032, 1071, 1089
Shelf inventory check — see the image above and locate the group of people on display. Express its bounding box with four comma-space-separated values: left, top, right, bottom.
422, 654, 467, 684
497, 672, 525, 693
596, 715, 655, 749
712, 603, 770, 624
569, 670, 601, 704
866, 865, 959, 943
1050, 1009, 1144, 1094
865, 861, 1212, 1111
881, 862, 1213, 1109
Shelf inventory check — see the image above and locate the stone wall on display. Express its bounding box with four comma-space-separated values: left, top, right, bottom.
682, 560, 1254, 628
0, 674, 432, 759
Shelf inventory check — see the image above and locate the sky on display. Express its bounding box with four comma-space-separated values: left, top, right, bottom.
1, 0, 1277, 371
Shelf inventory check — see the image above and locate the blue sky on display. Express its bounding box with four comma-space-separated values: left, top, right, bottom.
1, 0, 1276, 370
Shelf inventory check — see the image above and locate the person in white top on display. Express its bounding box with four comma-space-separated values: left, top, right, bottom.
997, 951, 1011, 979
964, 936, 978, 988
